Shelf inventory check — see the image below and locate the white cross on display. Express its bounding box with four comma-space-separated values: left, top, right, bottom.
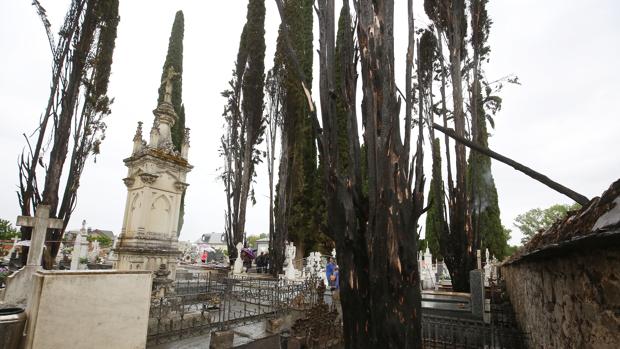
16, 205, 64, 267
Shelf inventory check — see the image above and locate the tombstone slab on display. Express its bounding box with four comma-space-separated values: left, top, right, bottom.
210, 330, 234, 349
470, 269, 485, 318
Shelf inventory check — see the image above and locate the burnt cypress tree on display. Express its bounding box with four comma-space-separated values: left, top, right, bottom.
425, 139, 447, 259
20, 0, 120, 263
158, 10, 185, 151
157, 11, 185, 235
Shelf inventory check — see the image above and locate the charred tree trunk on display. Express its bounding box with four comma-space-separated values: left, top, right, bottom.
357, 1, 422, 347
276, 0, 423, 346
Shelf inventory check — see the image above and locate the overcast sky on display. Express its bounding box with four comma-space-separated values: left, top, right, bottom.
0, 1, 618, 246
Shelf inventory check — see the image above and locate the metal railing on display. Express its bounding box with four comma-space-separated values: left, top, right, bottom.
147, 273, 318, 345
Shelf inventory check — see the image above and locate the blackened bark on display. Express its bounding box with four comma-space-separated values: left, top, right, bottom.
357, 1, 422, 347
443, 0, 474, 292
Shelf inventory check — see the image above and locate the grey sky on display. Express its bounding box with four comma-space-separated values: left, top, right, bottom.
0, 1, 618, 246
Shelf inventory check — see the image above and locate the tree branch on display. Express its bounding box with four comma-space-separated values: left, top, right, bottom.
433, 123, 590, 205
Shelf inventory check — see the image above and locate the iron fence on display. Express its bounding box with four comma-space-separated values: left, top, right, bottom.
147, 273, 318, 345
421, 282, 528, 349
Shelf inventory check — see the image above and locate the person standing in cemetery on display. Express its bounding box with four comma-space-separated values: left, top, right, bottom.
326, 257, 336, 288
332, 266, 340, 290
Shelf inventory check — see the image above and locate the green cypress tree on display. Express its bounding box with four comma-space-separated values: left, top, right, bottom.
157, 11, 185, 152
334, 6, 349, 175
274, 0, 327, 258
157, 11, 185, 235
467, 81, 507, 259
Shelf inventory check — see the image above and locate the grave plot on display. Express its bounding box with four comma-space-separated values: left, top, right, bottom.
147, 273, 320, 346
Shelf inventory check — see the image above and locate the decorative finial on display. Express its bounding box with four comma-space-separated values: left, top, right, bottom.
81, 220, 86, 231
163, 66, 179, 104
151, 118, 160, 133
133, 121, 143, 141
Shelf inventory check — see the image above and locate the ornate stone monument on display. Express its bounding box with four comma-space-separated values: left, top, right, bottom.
113, 67, 192, 280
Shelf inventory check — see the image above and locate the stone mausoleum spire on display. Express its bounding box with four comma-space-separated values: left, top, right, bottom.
113, 66, 192, 280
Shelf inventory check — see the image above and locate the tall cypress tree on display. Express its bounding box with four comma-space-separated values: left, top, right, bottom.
334, 6, 349, 176
158, 10, 185, 151
274, 0, 327, 261
426, 139, 447, 259
158, 11, 185, 235
467, 82, 507, 259
467, 0, 507, 260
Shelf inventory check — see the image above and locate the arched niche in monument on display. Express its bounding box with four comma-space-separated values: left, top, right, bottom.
148, 194, 171, 235
128, 192, 142, 233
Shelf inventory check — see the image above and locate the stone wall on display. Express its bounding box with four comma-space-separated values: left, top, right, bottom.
23, 270, 152, 349
502, 247, 620, 348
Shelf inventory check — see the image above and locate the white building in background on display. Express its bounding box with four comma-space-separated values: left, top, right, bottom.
196, 232, 228, 253
113, 67, 192, 280
256, 237, 269, 255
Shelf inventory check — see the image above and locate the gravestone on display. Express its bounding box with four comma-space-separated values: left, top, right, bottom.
470, 269, 485, 318
233, 242, 244, 274
90, 240, 100, 262
3, 205, 63, 306
284, 241, 297, 280
71, 221, 89, 270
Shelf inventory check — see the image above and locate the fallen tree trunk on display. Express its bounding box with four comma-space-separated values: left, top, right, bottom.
433, 123, 589, 205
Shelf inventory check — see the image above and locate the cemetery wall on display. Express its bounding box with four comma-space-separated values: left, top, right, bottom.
23, 270, 152, 349
502, 247, 620, 348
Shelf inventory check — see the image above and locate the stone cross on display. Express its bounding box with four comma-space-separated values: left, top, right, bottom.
16, 205, 63, 267
4, 205, 63, 306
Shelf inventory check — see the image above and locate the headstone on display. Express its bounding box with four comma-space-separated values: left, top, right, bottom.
90, 239, 101, 262
71, 221, 89, 270
331, 248, 336, 259
421, 248, 434, 289
233, 242, 244, 274
470, 269, 485, 318
284, 241, 297, 280
3, 205, 64, 306
476, 249, 482, 270
210, 330, 234, 349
